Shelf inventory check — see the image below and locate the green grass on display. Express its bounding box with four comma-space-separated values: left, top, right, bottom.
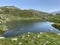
52, 23, 60, 30
0, 32, 60, 45
48, 15, 60, 23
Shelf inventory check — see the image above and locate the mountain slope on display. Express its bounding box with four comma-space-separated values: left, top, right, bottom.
0, 6, 48, 17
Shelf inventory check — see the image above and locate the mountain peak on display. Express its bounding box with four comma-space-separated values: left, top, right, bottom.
0, 6, 19, 9
52, 11, 60, 15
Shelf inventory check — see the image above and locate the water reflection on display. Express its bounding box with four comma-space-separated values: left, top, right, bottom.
3, 20, 60, 37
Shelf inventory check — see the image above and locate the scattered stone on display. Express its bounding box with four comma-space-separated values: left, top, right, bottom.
27, 34, 30, 37
0, 37, 5, 39
43, 41, 49, 45
27, 32, 31, 34
19, 42, 22, 45
37, 34, 40, 38
11, 38, 18, 42
57, 33, 60, 35
49, 29, 53, 31
40, 32, 43, 34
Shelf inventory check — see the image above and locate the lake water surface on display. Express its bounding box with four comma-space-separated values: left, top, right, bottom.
3, 20, 60, 37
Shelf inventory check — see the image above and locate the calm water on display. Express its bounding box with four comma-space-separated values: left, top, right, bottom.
3, 20, 60, 37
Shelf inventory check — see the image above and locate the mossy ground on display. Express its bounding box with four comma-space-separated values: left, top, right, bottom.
52, 23, 60, 30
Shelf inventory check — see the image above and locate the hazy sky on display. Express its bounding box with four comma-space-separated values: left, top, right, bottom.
0, 0, 60, 12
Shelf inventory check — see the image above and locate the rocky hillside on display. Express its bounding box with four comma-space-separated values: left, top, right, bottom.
0, 6, 48, 17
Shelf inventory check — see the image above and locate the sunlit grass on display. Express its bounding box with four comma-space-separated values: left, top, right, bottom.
0, 32, 60, 45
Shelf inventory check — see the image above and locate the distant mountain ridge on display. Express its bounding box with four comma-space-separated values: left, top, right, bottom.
0, 6, 49, 17
52, 11, 60, 15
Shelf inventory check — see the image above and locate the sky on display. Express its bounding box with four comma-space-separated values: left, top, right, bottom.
0, 0, 60, 13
